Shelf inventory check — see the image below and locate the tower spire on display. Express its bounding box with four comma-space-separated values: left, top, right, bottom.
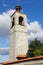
15, 6, 22, 12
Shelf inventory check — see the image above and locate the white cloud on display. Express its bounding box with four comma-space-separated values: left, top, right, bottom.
0, 9, 15, 37
27, 21, 41, 33
5, 9, 15, 16
27, 21, 43, 42
0, 9, 15, 56
0, 48, 9, 55
0, 9, 43, 56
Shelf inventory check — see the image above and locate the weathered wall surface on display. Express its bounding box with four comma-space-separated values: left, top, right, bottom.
10, 25, 28, 60
10, 11, 28, 60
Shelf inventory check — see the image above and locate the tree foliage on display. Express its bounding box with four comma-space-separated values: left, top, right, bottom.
26, 38, 43, 57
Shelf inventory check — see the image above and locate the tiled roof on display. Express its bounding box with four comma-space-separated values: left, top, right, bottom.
2, 56, 43, 65
16, 54, 27, 59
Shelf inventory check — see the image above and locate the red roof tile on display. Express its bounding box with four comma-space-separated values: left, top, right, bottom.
16, 54, 27, 59
2, 56, 43, 65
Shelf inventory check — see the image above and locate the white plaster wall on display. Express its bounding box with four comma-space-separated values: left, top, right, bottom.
10, 11, 28, 60
11, 12, 27, 26
10, 25, 28, 60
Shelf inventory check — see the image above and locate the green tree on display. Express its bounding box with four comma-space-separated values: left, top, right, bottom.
26, 38, 43, 57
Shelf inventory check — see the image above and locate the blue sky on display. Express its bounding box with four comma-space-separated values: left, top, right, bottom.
0, 0, 43, 63
0, 0, 43, 27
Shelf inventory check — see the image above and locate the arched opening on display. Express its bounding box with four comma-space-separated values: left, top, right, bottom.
11, 18, 15, 28
19, 16, 23, 25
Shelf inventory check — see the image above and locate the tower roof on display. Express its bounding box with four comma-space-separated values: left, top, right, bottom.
11, 6, 26, 17
15, 6, 22, 12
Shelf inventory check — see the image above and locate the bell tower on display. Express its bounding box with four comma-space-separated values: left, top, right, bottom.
10, 6, 28, 60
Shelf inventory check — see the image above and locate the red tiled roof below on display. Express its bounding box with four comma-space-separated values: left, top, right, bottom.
2, 56, 43, 65
16, 54, 27, 60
